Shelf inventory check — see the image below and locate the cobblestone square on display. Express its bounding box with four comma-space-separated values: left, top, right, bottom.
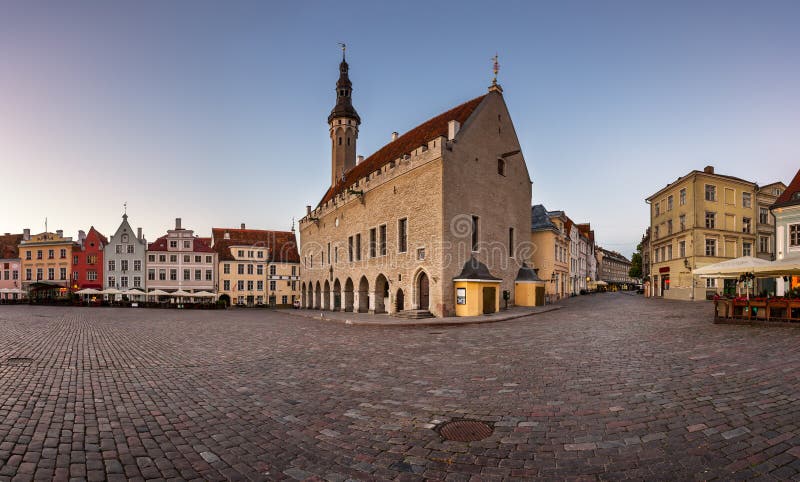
1, 293, 799, 480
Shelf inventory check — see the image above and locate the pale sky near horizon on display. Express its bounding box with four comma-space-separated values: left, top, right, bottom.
1, 1, 797, 258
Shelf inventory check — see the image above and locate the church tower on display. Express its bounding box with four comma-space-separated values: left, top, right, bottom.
328, 47, 360, 186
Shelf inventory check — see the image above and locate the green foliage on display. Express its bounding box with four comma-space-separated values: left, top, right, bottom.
629, 252, 643, 279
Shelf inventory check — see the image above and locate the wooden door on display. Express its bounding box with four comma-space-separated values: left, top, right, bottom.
482, 287, 496, 314
418, 273, 429, 310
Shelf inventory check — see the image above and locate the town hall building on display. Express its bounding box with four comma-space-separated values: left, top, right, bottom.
299, 53, 534, 317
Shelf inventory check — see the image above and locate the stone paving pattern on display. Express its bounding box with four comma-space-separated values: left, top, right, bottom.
0, 293, 799, 481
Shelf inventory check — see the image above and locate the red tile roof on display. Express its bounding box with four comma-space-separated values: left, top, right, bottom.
774, 168, 800, 208
318, 94, 487, 206
211, 228, 300, 263
148, 235, 215, 253
0, 234, 23, 259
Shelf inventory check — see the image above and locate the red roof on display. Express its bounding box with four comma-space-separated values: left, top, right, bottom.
211, 228, 300, 263
148, 235, 215, 253
319, 94, 487, 206
0, 233, 23, 259
774, 168, 800, 208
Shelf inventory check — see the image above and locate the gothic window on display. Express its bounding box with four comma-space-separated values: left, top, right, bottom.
338, 137, 342, 145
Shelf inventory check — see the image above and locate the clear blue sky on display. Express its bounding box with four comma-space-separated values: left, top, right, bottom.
1, 1, 797, 258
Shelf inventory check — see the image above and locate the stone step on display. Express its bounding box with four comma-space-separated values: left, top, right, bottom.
394, 309, 435, 319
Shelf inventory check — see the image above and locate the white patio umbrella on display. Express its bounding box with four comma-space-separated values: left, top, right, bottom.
750, 258, 800, 278
123, 288, 146, 295
75, 288, 102, 295
192, 290, 215, 298
171, 289, 191, 297
148, 289, 169, 295
693, 256, 773, 278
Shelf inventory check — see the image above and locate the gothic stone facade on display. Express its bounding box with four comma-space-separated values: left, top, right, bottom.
299, 59, 531, 317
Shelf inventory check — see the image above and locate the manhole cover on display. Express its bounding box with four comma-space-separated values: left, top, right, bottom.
5, 357, 34, 366
437, 420, 493, 442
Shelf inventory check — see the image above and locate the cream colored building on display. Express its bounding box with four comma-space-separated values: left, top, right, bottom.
19, 229, 73, 298
146, 218, 217, 297
299, 55, 532, 317
530, 205, 570, 301
646, 166, 758, 300
212, 226, 300, 307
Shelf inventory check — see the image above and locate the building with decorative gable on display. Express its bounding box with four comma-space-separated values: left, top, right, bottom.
71, 227, 107, 291
299, 53, 532, 317
104, 213, 148, 291
146, 218, 216, 297
19, 228, 74, 299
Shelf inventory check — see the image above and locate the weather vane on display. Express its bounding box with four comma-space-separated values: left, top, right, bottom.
492, 53, 500, 85
123, 202, 127, 215
338, 42, 346, 60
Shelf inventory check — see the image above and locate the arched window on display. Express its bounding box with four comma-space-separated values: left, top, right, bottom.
338, 137, 342, 146
497, 158, 506, 176
347, 137, 350, 146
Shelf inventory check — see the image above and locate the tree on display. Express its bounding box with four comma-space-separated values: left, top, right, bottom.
629, 244, 643, 279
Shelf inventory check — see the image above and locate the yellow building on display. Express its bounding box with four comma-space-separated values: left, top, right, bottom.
212, 227, 300, 307
646, 165, 758, 300
19, 228, 74, 299
530, 205, 570, 301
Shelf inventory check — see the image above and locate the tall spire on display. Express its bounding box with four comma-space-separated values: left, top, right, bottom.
328, 45, 360, 124
328, 44, 360, 186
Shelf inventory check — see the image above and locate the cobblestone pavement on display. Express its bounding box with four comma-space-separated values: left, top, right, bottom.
0, 293, 799, 481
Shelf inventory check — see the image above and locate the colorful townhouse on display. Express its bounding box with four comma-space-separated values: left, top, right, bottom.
0, 233, 24, 301
19, 229, 74, 299
71, 227, 107, 291
104, 213, 148, 291
771, 168, 800, 295
265, 229, 301, 307
146, 218, 217, 297
212, 225, 301, 307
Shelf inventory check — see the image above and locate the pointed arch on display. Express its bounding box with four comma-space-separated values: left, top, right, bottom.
344, 277, 354, 312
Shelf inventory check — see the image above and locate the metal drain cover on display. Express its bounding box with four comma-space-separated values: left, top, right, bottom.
5, 357, 33, 366
438, 420, 493, 442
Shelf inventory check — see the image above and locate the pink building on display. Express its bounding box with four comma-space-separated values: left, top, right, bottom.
0, 233, 24, 301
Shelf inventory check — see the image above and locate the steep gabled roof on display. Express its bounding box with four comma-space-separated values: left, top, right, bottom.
0, 234, 23, 259
211, 228, 300, 263
319, 94, 487, 206
773, 168, 800, 209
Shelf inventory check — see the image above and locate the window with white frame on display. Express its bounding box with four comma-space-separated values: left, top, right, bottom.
742, 192, 751, 208
679, 188, 686, 205
742, 242, 752, 257
706, 278, 716, 288
759, 236, 770, 253
705, 184, 716, 201
705, 212, 715, 229
679, 241, 686, 258
791, 224, 800, 247
705, 238, 716, 256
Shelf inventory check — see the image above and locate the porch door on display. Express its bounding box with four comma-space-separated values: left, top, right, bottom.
482, 287, 496, 314
418, 273, 429, 310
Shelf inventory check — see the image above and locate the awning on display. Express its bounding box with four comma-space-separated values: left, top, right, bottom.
693, 256, 772, 278
750, 258, 800, 277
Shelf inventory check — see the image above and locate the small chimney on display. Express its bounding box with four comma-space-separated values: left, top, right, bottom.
240, 223, 245, 229
357, 155, 364, 165
78, 230, 86, 242
704, 165, 714, 174
175, 218, 182, 230
224, 231, 230, 240
23, 229, 30, 240
391, 131, 398, 141
447, 120, 461, 141
56, 229, 63, 238
306, 205, 312, 215
137, 227, 143, 240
